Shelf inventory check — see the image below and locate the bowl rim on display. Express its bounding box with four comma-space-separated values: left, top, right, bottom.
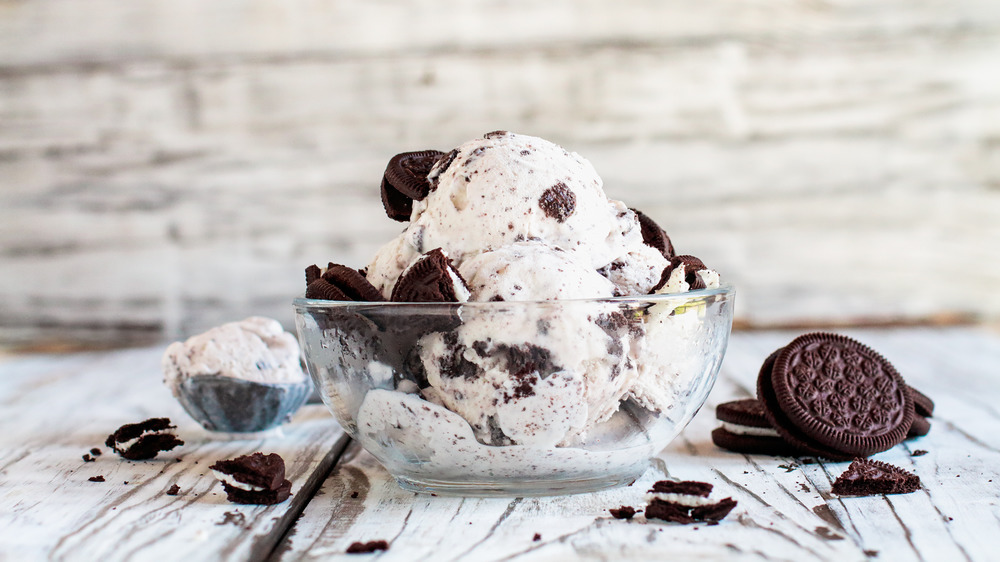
292, 283, 735, 309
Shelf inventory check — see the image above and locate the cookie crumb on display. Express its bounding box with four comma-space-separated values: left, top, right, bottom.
82, 454, 94, 462
533, 533, 541, 542
166, 484, 181, 496
346, 540, 389, 554
88, 475, 105, 482
350, 491, 359, 499
912, 450, 928, 457
609, 506, 637, 519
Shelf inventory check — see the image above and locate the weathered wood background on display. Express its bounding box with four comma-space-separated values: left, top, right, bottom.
2, 0, 1000, 346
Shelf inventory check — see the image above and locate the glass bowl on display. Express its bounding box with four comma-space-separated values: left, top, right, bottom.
293, 286, 734, 496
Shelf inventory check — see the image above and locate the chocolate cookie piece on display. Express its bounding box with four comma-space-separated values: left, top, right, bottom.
105, 418, 184, 460
210, 452, 293, 505
651, 255, 710, 292
831, 458, 920, 496
305, 263, 386, 302
631, 208, 675, 259
390, 248, 470, 303
909, 386, 934, 418
644, 480, 737, 524
757, 333, 914, 460
538, 182, 577, 223
380, 150, 445, 222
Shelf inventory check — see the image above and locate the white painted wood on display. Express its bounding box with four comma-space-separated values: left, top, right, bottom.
0, 346, 348, 561
276, 328, 1000, 561
2, 0, 1000, 345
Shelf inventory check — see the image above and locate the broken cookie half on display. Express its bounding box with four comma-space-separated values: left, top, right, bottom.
210, 452, 292, 505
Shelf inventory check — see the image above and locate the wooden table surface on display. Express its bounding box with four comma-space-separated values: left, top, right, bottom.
2, 327, 999, 561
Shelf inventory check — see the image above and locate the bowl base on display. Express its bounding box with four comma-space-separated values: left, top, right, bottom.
393, 471, 644, 497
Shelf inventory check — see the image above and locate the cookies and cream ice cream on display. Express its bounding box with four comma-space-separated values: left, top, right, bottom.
298, 131, 728, 475
162, 317, 306, 398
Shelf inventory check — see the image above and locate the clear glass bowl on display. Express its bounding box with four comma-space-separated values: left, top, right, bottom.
294, 286, 734, 496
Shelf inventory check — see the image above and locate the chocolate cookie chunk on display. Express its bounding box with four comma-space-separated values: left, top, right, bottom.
651, 255, 710, 292
390, 248, 470, 303
538, 182, 577, 223
105, 418, 184, 461
305, 263, 385, 302
631, 208, 675, 259
380, 150, 445, 222
757, 333, 914, 460
210, 452, 292, 505
831, 458, 920, 496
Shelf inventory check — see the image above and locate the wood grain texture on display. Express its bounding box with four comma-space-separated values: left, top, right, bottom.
275, 328, 1000, 561
2, 1, 1000, 345
0, 346, 348, 561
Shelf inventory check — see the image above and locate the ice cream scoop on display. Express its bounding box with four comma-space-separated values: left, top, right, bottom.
365, 131, 668, 298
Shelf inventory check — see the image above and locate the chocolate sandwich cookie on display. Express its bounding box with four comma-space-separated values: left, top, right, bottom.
757, 333, 914, 461
831, 458, 920, 496
390, 248, 470, 303
711, 396, 800, 456
305, 263, 385, 302
210, 452, 292, 505
380, 150, 445, 222
631, 208, 675, 259
644, 480, 737, 524
105, 418, 184, 460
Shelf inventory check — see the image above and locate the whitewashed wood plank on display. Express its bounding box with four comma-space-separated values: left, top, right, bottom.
2, 0, 998, 68
274, 329, 1000, 561
2, 2, 1000, 345
0, 346, 348, 561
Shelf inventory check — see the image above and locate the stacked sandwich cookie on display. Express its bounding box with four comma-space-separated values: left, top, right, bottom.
712, 333, 934, 459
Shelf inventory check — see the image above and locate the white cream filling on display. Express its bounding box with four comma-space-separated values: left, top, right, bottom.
112, 431, 169, 452
212, 470, 267, 492
644, 493, 719, 507
720, 422, 780, 437
447, 266, 472, 302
